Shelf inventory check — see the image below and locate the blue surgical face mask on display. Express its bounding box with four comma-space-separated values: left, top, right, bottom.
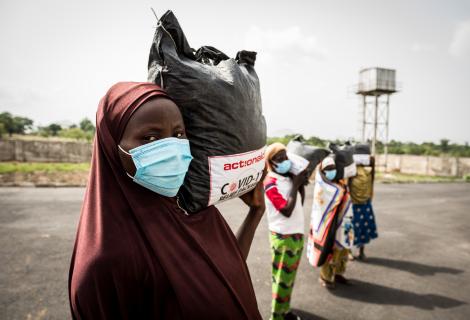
274, 159, 292, 174
118, 137, 193, 197
324, 169, 337, 181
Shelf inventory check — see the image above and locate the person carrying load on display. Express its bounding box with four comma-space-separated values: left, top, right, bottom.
307, 156, 352, 289
264, 142, 308, 320
349, 154, 378, 260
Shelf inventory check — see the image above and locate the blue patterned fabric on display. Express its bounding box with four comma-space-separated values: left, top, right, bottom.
352, 200, 378, 247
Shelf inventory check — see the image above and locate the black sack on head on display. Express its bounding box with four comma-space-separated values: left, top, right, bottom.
329, 143, 357, 180
286, 136, 330, 178
353, 143, 371, 155
148, 11, 267, 213
351, 143, 371, 166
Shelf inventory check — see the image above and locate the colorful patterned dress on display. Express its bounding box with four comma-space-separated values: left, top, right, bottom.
270, 232, 304, 319
264, 171, 305, 320
350, 166, 378, 247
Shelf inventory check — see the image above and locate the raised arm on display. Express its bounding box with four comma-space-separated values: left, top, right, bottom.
237, 170, 267, 260
370, 156, 376, 198
278, 171, 308, 218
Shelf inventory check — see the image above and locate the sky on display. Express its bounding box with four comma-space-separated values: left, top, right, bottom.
0, 0, 469, 143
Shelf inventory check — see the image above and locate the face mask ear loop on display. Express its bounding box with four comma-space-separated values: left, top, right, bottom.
118, 144, 131, 156
118, 145, 135, 179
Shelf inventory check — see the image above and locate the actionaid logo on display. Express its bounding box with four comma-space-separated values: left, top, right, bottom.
223, 152, 265, 171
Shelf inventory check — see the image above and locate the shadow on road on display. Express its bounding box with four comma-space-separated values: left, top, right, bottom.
290, 309, 328, 320
361, 257, 464, 276
330, 279, 466, 310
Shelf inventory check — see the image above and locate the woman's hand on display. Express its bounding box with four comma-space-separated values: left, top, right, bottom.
290, 169, 309, 189
240, 168, 267, 213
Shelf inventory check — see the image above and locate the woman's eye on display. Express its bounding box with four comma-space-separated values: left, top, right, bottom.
145, 136, 157, 141
176, 132, 184, 138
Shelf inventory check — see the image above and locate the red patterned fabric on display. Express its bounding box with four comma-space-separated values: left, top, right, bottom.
264, 176, 287, 211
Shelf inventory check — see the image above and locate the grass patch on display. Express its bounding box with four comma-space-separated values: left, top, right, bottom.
376, 172, 464, 183
0, 162, 90, 174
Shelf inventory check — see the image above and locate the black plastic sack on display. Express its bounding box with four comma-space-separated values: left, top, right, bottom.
148, 11, 266, 213
286, 136, 330, 178
353, 143, 371, 155
329, 143, 357, 180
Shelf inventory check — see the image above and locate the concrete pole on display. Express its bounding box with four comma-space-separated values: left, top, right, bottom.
385, 94, 390, 171
372, 95, 379, 155
362, 95, 367, 142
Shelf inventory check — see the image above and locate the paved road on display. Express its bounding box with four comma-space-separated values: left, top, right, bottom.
1, 184, 469, 320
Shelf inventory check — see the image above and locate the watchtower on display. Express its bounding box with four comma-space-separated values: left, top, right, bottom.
356, 67, 398, 163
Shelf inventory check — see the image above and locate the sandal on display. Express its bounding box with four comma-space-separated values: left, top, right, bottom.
319, 277, 335, 289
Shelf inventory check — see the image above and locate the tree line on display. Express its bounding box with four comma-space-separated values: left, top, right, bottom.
0, 112, 95, 141
1, 112, 469, 157
268, 134, 470, 157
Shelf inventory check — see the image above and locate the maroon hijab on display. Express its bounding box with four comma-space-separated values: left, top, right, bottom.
68, 82, 261, 319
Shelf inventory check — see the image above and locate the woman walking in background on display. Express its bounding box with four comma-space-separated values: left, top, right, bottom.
307, 156, 352, 289
264, 143, 308, 320
349, 155, 378, 260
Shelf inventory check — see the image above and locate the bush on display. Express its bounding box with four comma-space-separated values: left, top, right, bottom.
58, 128, 93, 141
0, 123, 6, 138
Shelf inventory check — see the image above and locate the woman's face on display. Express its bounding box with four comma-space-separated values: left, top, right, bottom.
118, 98, 187, 175
322, 164, 336, 172
270, 150, 288, 167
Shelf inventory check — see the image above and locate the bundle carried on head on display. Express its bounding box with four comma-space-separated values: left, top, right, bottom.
328, 143, 357, 180
148, 11, 267, 213
286, 135, 330, 178
352, 143, 372, 166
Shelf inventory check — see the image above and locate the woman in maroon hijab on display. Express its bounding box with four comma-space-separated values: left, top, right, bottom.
68, 82, 265, 319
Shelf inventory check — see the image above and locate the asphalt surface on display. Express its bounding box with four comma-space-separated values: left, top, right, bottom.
0, 183, 469, 320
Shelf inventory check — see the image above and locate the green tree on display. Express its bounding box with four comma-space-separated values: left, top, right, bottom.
267, 135, 470, 157
440, 139, 450, 153
0, 112, 13, 136
47, 123, 62, 136
0, 123, 6, 138
305, 136, 326, 147
79, 118, 95, 133
0, 112, 15, 136
13, 116, 33, 134
0, 112, 34, 136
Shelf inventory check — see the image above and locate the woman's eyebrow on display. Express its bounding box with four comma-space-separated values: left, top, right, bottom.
173, 123, 185, 130
137, 124, 185, 133
138, 123, 165, 131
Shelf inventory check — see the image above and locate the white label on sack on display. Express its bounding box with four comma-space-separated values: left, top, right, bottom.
343, 162, 357, 178
287, 152, 309, 175
353, 154, 371, 166
208, 146, 266, 206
